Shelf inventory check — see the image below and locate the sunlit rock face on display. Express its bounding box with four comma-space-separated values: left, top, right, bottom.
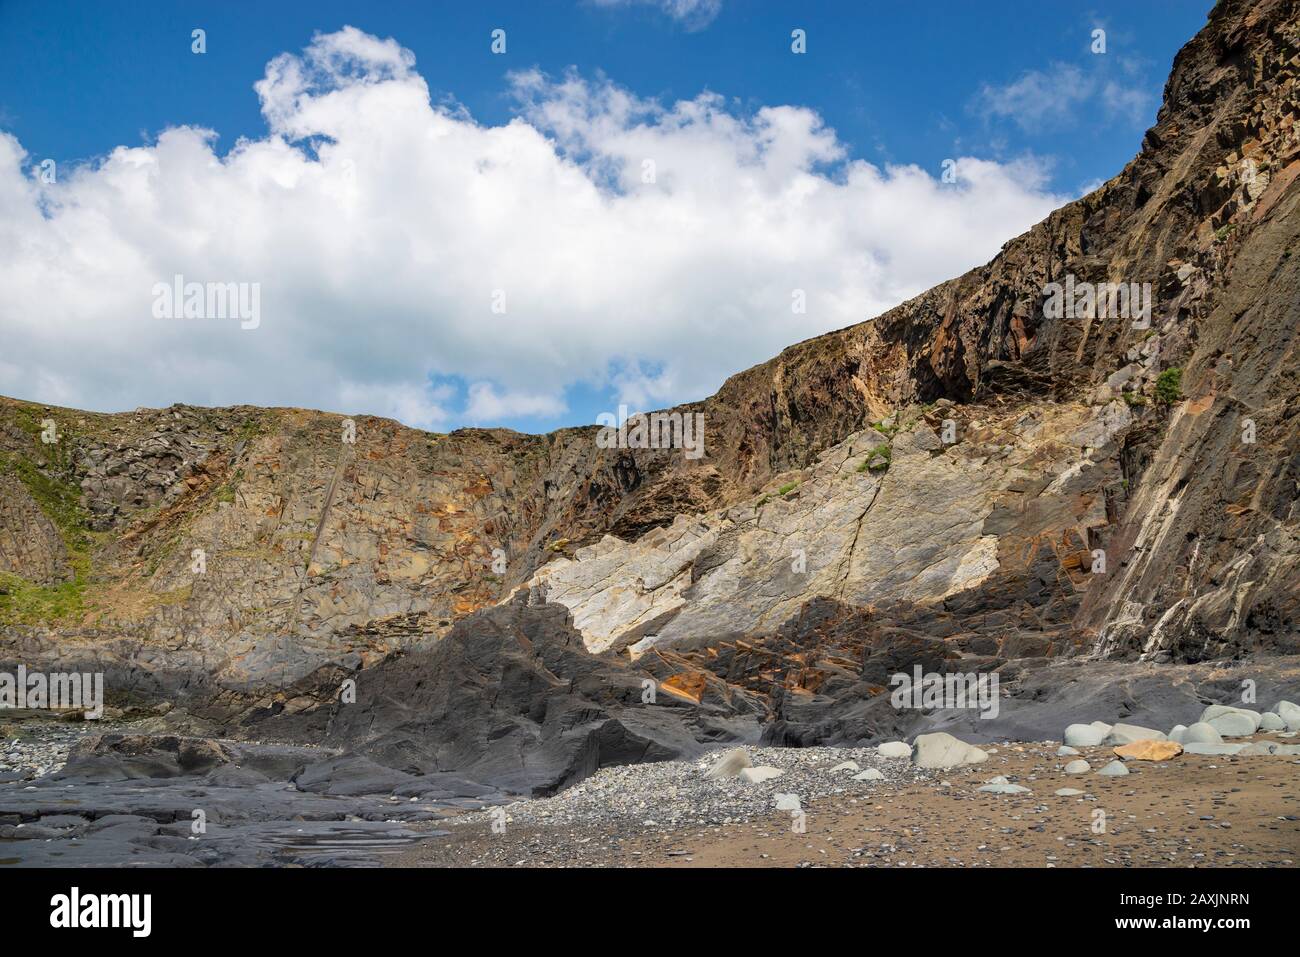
1, 0, 1298, 725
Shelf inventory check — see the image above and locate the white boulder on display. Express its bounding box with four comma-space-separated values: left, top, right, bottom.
877, 741, 913, 760
703, 748, 752, 780
1182, 742, 1245, 756
738, 766, 784, 784
979, 783, 1031, 795
1064, 723, 1106, 747
1274, 700, 1300, 731
1103, 723, 1167, 745
1259, 712, 1285, 732
1170, 722, 1222, 745
1199, 705, 1261, 736
911, 732, 988, 769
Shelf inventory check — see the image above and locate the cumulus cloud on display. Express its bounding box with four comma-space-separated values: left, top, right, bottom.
0, 28, 1069, 430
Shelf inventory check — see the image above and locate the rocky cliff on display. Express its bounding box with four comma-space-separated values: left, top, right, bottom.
2, 0, 1298, 771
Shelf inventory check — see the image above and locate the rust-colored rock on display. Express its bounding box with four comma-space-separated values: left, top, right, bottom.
1114, 740, 1185, 762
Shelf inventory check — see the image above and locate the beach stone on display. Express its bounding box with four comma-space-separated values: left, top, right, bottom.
1064, 723, 1105, 747
1259, 712, 1285, 732
1200, 705, 1261, 732
773, 793, 802, 812
1103, 723, 1167, 745
852, 768, 884, 782
737, 766, 784, 784
1275, 700, 1300, 731
1114, 740, 1183, 761
1171, 722, 1221, 745
828, 760, 860, 773
1206, 712, 1257, 737
1097, 760, 1130, 776
1236, 742, 1278, 756
876, 741, 912, 759
1055, 788, 1085, 797
1168, 724, 1186, 739
1056, 746, 1080, 756
703, 748, 752, 780
979, 783, 1031, 795
912, 732, 988, 769
1064, 760, 1090, 774
1182, 742, 1246, 756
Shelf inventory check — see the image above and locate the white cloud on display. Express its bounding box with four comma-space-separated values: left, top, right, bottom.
464, 383, 567, 422
0, 28, 1069, 430
971, 61, 1154, 131
590, 0, 723, 31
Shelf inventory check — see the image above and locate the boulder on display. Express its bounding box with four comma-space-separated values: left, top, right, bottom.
1199, 705, 1261, 735
1236, 742, 1278, 756
877, 741, 912, 760
1096, 760, 1130, 776
1064, 723, 1106, 747
1103, 723, 1167, 745
912, 732, 988, 769
1170, 722, 1221, 745
1275, 700, 1300, 731
738, 766, 784, 784
1113, 740, 1183, 761
1206, 712, 1257, 737
1063, 759, 1090, 774
1258, 712, 1285, 732
1181, 742, 1245, 756
703, 748, 752, 780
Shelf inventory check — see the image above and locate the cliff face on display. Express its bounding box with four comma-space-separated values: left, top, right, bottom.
1, 0, 1298, 711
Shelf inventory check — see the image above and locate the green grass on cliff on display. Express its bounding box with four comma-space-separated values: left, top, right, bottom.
0, 570, 87, 623
857, 444, 892, 473
0, 451, 94, 625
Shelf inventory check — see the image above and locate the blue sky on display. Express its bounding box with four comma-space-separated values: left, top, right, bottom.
0, 0, 1211, 433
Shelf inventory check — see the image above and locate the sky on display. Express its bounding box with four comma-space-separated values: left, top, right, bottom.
0, 0, 1212, 433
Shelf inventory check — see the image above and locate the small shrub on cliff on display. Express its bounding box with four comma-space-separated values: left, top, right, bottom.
1155, 367, 1183, 405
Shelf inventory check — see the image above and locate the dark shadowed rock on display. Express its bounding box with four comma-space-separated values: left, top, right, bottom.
297, 592, 763, 796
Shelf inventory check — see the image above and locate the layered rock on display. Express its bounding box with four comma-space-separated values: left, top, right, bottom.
0, 0, 1296, 752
